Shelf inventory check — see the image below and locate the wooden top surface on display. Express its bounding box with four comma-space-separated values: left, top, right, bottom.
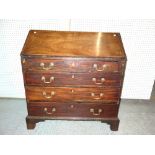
21, 30, 126, 59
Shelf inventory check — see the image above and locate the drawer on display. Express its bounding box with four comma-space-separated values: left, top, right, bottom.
28, 102, 119, 118
26, 86, 120, 102
22, 58, 120, 73
24, 72, 121, 87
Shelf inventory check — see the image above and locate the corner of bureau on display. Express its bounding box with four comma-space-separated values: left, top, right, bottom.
21, 30, 127, 131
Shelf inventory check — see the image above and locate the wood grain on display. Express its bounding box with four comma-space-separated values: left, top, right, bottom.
20, 30, 127, 130
25, 86, 120, 102
21, 30, 126, 59
28, 102, 119, 118
24, 72, 122, 87
22, 58, 120, 73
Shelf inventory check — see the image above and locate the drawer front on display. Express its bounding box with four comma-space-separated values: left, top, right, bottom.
22, 58, 120, 73
24, 72, 121, 87
28, 102, 119, 118
26, 86, 120, 102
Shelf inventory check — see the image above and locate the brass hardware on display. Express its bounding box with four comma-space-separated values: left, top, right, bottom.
44, 107, 56, 114
90, 108, 102, 116
92, 77, 105, 85
71, 89, 74, 93
41, 76, 54, 83
121, 62, 125, 75
71, 62, 75, 67
70, 105, 74, 108
71, 62, 79, 67
72, 74, 75, 79
91, 93, 104, 100
93, 64, 107, 71
40, 62, 54, 70
42, 91, 55, 99
113, 34, 116, 37
22, 58, 26, 64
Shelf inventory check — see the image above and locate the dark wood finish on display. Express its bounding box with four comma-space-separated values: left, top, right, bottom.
25, 86, 120, 102
22, 58, 120, 73
28, 102, 119, 118
101, 118, 120, 131
26, 115, 120, 130
26, 116, 44, 129
21, 30, 127, 131
21, 30, 126, 58
24, 72, 121, 87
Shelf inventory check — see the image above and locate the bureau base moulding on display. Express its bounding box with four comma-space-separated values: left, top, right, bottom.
26, 116, 120, 131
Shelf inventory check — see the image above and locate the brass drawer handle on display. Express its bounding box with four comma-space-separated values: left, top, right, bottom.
44, 107, 56, 114
71, 62, 76, 67
93, 64, 107, 71
70, 62, 79, 68
41, 76, 54, 83
40, 62, 54, 70
91, 93, 104, 100
42, 91, 55, 99
90, 108, 102, 116
22, 58, 26, 64
92, 78, 105, 85
71, 89, 74, 93
70, 104, 74, 108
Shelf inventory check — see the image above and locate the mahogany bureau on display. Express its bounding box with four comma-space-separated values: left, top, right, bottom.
21, 30, 127, 131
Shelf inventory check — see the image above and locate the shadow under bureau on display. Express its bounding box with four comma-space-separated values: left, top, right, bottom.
21, 30, 127, 131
